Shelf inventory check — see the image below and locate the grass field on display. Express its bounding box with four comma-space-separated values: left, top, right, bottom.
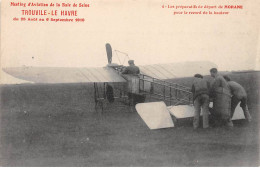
0, 71, 259, 166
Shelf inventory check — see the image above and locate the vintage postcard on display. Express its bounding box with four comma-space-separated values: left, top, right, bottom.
0, 0, 259, 166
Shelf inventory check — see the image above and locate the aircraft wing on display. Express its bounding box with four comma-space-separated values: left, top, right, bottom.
2, 67, 126, 83
2, 61, 216, 84
139, 61, 217, 79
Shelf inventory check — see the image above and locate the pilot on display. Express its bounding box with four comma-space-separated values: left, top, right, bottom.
121, 60, 141, 106
191, 74, 210, 129
121, 60, 140, 75
223, 75, 252, 122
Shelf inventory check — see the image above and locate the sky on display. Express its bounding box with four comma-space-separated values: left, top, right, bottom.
1, 0, 260, 83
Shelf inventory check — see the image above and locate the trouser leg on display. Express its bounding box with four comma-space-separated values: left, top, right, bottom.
212, 99, 220, 126
240, 97, 252, 121
242, 105, 252, 121
128, 93, 133, 106
193, 97, 201, 129
201, 95, 209, 128
226, 97, 233, 127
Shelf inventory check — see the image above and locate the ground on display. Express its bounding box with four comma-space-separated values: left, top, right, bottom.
0, 83, 259, 166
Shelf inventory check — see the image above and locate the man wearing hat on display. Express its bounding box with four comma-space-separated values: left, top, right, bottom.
191, 74, 210, 129
121, 60, 142, 106
209, 68, 233, 127
121, 60, 140, 75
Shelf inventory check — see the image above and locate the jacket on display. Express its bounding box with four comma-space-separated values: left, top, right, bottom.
191, 78, 210, 100
227, 81, 247, 99
122, 65, 140, 75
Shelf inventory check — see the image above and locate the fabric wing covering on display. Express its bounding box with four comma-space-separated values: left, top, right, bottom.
2, 67, 126, 83
135, 101, 174, 130
139, 61, 217, 79
167, 104, 245, 120
3, 61, 217, 83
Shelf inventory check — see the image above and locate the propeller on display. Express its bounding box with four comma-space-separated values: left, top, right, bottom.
105, 43, 112, 64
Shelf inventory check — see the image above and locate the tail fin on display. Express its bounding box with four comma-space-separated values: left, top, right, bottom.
105, 43, 112, 64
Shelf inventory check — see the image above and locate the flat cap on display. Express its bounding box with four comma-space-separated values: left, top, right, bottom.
128, 60, 134, 64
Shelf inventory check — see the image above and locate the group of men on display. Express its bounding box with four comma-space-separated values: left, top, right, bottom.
121, 60, 252, 129
191, 68, 252, 129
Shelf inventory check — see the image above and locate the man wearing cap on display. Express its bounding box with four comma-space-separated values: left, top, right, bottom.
191, 74, 210, 129
210, 68, 233, 127
121, 60, 141, 106
210, 68, 230, 92
223, 75, 252, 122
121, 60, 140, 75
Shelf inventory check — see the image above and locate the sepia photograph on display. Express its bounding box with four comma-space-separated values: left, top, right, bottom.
0, 0, 259, 166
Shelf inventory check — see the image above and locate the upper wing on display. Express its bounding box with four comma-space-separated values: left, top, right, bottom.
2, 61, 216, 84
139, 61, 217, 79
2, 67, 126, 83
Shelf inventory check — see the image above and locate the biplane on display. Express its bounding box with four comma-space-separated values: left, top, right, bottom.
2, 43, 249, 129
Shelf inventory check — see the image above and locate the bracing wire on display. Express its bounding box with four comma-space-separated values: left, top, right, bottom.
114, 50, 130, 65
114, 50, 122, 65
